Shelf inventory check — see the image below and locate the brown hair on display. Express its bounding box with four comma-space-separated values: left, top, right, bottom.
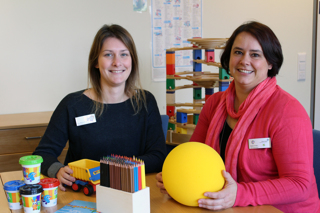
88, 24, 146, 116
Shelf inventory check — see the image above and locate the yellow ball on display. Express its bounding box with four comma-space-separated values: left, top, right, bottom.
162, 142, 225, 206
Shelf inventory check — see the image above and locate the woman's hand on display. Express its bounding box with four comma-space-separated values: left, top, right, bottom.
155, 172, 170, 195
198, 170, 237, 210
56, 166, 76, 191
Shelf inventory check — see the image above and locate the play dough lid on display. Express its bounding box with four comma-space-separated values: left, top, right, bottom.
19, 155, 43, 165
39, 178, 60, 188
3, 180, 25, 191
19, 184, 43, 195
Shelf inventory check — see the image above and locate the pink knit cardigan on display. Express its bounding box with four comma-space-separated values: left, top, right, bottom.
190, 83, 320, 212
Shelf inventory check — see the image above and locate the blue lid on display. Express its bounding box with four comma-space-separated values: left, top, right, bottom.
4, 180, 25, 191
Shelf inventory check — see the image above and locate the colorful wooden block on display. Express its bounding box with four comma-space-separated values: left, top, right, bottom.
166, 106, 175, 117
176, 112, 188, 123
205, 88, 214, 95
205, 49, 215, 63
166, 92, 175, 104
166, 51, 175, 64
193, 88, 202, 100
176, 127, 188, 134
219, 67, 230, 80
193, 49, 202, 60
187, 115, 193, 124
193, 62, 202, 72
166, 64, 175, 75
166, 79, 175, 90
219, 86, 228, 92
168, 123, 175, 130
219, 81, 229, 92
193, 114, 200, 125
193, 99, 202, 111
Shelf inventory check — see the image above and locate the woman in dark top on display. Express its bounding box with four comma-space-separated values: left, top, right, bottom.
33, 24, 166, 191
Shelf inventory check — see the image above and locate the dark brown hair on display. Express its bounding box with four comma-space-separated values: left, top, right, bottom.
220, 21, 283, 77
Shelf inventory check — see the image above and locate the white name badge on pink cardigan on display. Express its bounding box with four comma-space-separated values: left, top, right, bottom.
248, 138, 271, 149
75, 114, 96, 126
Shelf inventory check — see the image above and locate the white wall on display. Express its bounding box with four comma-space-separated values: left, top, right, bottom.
0, 0, 314, 117
202, 0, 314, 117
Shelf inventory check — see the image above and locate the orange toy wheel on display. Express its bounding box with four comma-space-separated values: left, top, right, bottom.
72, 183, 81, 192
84, 185, 94, 196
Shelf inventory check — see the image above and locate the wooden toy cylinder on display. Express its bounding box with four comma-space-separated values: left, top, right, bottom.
166, 64, 175, 75
176, 112, 188, 123
205, 88, 214, 95
193, 62, 202, 71
205, 49, 215, 63
193, 88, 202, 100
193, 114, 200, 125
193, 49, 202, 60
219, 81, 229, 92
166, 92, 175, 104
166, 51, 175, 65
166, 79, 175, 90
168, 123, 176, 131
219, 67, 230, 80
166, 106, 175, 118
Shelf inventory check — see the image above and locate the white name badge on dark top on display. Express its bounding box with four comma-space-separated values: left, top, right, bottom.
75, 114, 96, 126
248, 137, 271, 149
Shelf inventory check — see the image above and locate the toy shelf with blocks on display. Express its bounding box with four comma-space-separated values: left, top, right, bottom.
166, 37, 232, 146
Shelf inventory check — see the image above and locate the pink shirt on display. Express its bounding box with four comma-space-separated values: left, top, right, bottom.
190, 85, 320, 212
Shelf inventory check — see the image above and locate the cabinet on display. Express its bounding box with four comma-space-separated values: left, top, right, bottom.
0, 111, 68, 172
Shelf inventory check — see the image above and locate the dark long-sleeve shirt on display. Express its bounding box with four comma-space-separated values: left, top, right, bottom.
33, 90, 166, 177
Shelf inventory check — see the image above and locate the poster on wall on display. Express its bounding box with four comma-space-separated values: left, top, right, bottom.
151, 0, 202, 81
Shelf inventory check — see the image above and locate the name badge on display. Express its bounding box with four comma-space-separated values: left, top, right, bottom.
75, 114, 96, 126
248, 138, 271, 149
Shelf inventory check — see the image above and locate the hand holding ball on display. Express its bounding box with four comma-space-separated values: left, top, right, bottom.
162, 142, 225, 206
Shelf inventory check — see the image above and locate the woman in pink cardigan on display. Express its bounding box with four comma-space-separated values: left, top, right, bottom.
156, 21, 320, 212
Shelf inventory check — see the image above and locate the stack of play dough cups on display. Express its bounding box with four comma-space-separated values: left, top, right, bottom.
18, 155, 44, 213
19, 155, 43, 185
39, 178, 60, 207
3, 180, 25, 210
19, 184, 43, 213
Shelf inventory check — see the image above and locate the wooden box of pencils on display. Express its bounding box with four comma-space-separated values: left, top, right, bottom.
96, 185, 150, 213
97, 155, 150, 213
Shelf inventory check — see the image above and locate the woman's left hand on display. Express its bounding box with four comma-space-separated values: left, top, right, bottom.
198, 170, 237, 211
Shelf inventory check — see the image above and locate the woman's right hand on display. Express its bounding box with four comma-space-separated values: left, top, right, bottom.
156, 172, 170, 195
56, 166, 75, 191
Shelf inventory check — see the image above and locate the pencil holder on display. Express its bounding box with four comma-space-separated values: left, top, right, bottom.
96, 185, 150, 213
